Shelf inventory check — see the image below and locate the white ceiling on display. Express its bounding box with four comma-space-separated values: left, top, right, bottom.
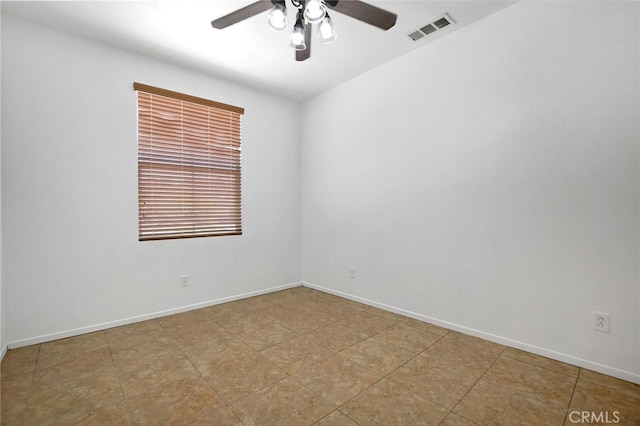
1, 0, 517, 101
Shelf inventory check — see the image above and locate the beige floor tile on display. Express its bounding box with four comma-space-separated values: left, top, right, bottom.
199, 301, 248, 324
420, 331, 505, 374
280, 296, 335, 314
502, 347, 579, 378
256, 288, 299, 303
185, 337, 254, 375
387, 353, 479, 409
36, 400, 131, 426
323, 300, 364, 321
77, 401, 132, 425
32, 353, 115, 390
308, 322, 369, 353
204, 351, 287, 403
157, 309, 210, 329
578, 369, 640, 398
114, 349, 200, 397
202, 297, 275, 325
1, 383, 31, 426
164, 320, 233, 349
230, 377, 334, 426
268, 286, 320, 302
401, 317, 450, 336
339, 336, 414, 376
335, 310, 398, 336
454, 379, 567, 425
330, 297, 371, 313
234, 293, 278, 309
188, 406, 243, 426
37, 331, 109, 366
106, 319, 164, 338
26, 358, 124, 425
357, 304, 405, 324
567, 378, 640, 425
260, 332, 335, 374
303, 289, 344, 305
291, 353, 381, 406
439, 412, 477, 425
223, 314, 295, 342
109, 333, 178, 360
314, 410, 359, 425
105, 320, 167, 352
1, 346, 38, 424
341, 378, 449, 425
127, 377, 225, 425
226, 316, 298, 351
267, 306, 335, 335
1, 345, 40, 372
1, 349, 36, 393
24, 394, 127, 425
40, 347, 114, 374
374, 322, 441, 354
483, 356, 576, 410
441, 330, 505, 354
187, 406, 244, 425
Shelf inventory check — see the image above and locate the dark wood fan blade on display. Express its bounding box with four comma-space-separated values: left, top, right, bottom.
295, 23, 312, 61
211, 0, 273, 29
325, 0, 396, 30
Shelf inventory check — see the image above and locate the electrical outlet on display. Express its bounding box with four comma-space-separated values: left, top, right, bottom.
180, 274, 189, 287
349, 267, 356, 279
593, 312, 610, 333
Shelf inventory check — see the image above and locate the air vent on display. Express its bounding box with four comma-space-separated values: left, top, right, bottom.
408, 30, 424, 41
433, 17, 452, 29
407, 13, 455, 42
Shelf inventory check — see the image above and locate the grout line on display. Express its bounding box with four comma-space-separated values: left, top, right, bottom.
562, 371, 581, 426
448, 345, 508, 416
21, 345, 41, 425
500, 348, 581, 378
174, 333, 248, 424
34, 343, 42, 366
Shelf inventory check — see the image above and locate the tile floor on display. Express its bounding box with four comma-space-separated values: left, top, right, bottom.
2, 286, 639, 425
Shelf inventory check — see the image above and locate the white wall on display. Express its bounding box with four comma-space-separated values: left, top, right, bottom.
301, 1, 640, 382
0, 7, 4, 360
1, 15, 301, 346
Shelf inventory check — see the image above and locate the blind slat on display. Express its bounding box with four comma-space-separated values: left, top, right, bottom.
135, 84, 243, 240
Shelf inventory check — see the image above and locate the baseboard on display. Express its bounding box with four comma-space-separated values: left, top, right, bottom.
0, 343, 7, 363
302, 281, 640, 385
7, 281, 303, 350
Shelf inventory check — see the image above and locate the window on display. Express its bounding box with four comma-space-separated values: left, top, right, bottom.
134, 82, 244, 241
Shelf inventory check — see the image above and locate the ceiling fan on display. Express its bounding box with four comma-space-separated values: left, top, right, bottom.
211, 0, 397, 61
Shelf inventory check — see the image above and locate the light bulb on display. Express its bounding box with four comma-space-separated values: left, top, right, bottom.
304, 0, 326, 24
318, 14, 337, 44
289, 17, 307, 50
267, 2, 287, 32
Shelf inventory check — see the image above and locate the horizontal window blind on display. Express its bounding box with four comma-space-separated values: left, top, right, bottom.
134, 83, 244, 241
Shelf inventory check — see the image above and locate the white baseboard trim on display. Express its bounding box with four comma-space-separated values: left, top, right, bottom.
302, 281, 640, 385
7, 281, 302, 350
0, 343, 7, 363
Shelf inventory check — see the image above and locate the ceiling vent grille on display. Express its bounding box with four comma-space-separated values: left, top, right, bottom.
408, 13, 455, 42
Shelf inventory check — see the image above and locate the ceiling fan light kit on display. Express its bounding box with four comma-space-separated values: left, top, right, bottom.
303, 0, 327, 24
289, 10, 308, 50
211, 0, 397, 61
318, 13, 337, 44
273, 0, 335, 50
267, 1, 288, 31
